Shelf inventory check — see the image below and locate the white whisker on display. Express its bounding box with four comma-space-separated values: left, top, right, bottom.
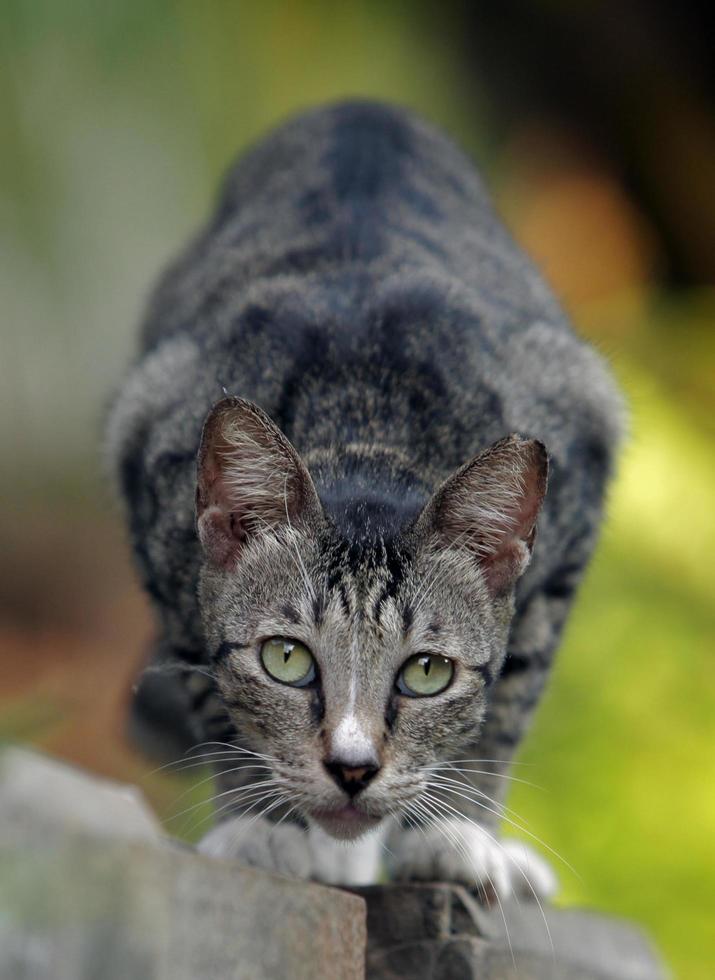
440, 757, 534, 768
425, 774, 528, 826
420, 791, 553, 959
186, 784, 285, 840
167, 762, 274, 810
425, 778, 577, 878
430, 762, 543, 790
412, 795, 516, 968
171, 778, 281, 826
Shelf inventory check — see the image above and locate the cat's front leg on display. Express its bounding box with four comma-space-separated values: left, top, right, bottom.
386, 818, 557, 903
198, 816, 313, 879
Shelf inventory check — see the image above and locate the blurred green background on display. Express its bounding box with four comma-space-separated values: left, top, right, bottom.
1, 2, 713, 976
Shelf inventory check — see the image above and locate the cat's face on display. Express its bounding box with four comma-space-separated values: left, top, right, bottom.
196, 398, 546, 840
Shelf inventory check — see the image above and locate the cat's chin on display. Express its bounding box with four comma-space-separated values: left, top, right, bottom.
310, 804, 383, 841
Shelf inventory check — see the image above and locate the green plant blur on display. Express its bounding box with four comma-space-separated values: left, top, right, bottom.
1, 3, 713, 977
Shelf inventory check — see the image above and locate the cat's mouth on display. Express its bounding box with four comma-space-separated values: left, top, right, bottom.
309, 803, 383, 840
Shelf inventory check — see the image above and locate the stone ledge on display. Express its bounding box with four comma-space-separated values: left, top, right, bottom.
0, 747, 364, 980
351, 883, 666, 980
0, 747, 666, 980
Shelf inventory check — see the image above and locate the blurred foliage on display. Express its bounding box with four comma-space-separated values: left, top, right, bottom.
1, 2, 713, 977
511, 360, 715, 980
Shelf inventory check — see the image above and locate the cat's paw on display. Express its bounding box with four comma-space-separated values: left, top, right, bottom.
500, 838, 558, 901
198, 816, 312, 879
387, 818, 557, 903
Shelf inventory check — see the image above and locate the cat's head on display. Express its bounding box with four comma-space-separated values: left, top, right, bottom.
196, 397, 547, 840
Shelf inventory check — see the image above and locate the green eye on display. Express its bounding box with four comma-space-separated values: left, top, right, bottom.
396, 654, 454, 697
260, 637, 316, 687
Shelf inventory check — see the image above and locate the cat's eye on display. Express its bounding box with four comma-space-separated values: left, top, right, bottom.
396, 653, 454, 697
260, 637, 316, 687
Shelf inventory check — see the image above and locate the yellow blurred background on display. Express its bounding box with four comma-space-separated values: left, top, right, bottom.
1, 3, 713, 977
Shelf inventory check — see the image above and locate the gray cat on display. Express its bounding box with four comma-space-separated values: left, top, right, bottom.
106, 101, 624, 898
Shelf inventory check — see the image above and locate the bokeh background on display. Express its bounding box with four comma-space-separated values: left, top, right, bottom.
2, 3, 713, 976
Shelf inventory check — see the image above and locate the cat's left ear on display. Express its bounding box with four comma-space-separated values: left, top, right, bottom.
416, 435, 548, 597
196, 397, 323, 569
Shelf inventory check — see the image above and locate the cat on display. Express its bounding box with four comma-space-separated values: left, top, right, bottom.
106, 100, 624, 898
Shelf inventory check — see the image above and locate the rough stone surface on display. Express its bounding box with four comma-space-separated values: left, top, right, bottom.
0, 748, 365, 980
0, 746, 162, 843
0, 748, 667, 980
350, 883, 667, 980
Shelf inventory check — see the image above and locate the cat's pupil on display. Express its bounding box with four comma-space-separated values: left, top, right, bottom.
283, 647, 291, 663
423, 658, 431, 676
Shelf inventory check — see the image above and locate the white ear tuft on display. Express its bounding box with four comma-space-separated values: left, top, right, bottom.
420, 436, 548, 596
196, 397, 322, 568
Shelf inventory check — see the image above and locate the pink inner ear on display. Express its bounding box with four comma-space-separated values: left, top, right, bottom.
477, 444, 546, 595
197, 505, 240, 570
480, 536, 533, 597
196, 430, 246, 569
432, 436, 547, 597
195, 396, 324, 570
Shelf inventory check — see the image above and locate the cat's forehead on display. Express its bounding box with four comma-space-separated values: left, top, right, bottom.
319, 535, 413, 621
314, 543, 475, 660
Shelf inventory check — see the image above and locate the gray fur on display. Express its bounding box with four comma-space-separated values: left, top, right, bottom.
107, 100, 624, 897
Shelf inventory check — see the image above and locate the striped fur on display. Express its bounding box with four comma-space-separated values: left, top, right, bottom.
107, 101, 625, 889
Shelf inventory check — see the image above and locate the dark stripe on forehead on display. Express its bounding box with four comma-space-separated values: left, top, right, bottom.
325, 562, 352, 618
312, 593, 325, 626
402, 604, 414, 635
372, 580, 396, 626
337, 582, 352, 617
325, 534, 410, 622
281, 603, 301, 624
371, 538, 408, 624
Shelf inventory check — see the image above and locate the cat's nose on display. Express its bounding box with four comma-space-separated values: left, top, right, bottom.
324, 759, 380, 798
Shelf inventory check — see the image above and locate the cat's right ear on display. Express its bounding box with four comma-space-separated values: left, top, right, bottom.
414, 435, 548, 597
196, 397, 323, 569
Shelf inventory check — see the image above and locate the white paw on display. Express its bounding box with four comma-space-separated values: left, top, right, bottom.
198, 816, 312, 879
501, 838, 558, 900
388, 818, 557, 903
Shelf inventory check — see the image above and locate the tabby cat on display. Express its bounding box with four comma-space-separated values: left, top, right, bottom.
106, 101, 624, 897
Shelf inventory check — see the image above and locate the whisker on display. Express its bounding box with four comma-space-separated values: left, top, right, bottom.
167, 762, 274, 810
424, 797, 519, 968
268, 802, 300, 834
424, 775, 529, 826
229, 793, 292, 848
430, 763, 543, 790
171, 779, 281, 828
412, 795, 516, 968
147, 742, 278, 779
185, 785, 284, 840
377, 809, 409, 865
425, 779, 577, 878
189, 741, 277, 762
150, 756, 272, 779
420, 791, 553, 959
439, 758, 535, 768
146, 750, 240, 778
